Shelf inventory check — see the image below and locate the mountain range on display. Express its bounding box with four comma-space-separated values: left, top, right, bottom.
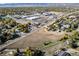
0, 3, 79, 8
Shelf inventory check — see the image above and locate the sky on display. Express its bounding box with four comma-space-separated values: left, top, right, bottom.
0, 0, 79, 3
0, 3, 79, 8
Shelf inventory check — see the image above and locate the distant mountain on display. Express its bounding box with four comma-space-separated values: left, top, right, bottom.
0, 3, 79, 8
0, 3, 49, 7
48, 3, 79, 8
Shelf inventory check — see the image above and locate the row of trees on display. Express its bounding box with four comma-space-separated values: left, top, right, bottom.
14, 48, 45, 56
0, 7, 78, 15
49, 15, 79, 32
0, 17, 31, 44
60, 31, 79, 49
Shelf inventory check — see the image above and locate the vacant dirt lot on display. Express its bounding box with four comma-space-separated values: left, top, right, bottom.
6, 28, 65, 49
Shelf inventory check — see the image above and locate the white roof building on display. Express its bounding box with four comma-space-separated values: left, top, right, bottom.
26, 16, 40, 20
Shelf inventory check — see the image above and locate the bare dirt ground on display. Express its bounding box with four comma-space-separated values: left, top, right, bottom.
6, 28, 65, 49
